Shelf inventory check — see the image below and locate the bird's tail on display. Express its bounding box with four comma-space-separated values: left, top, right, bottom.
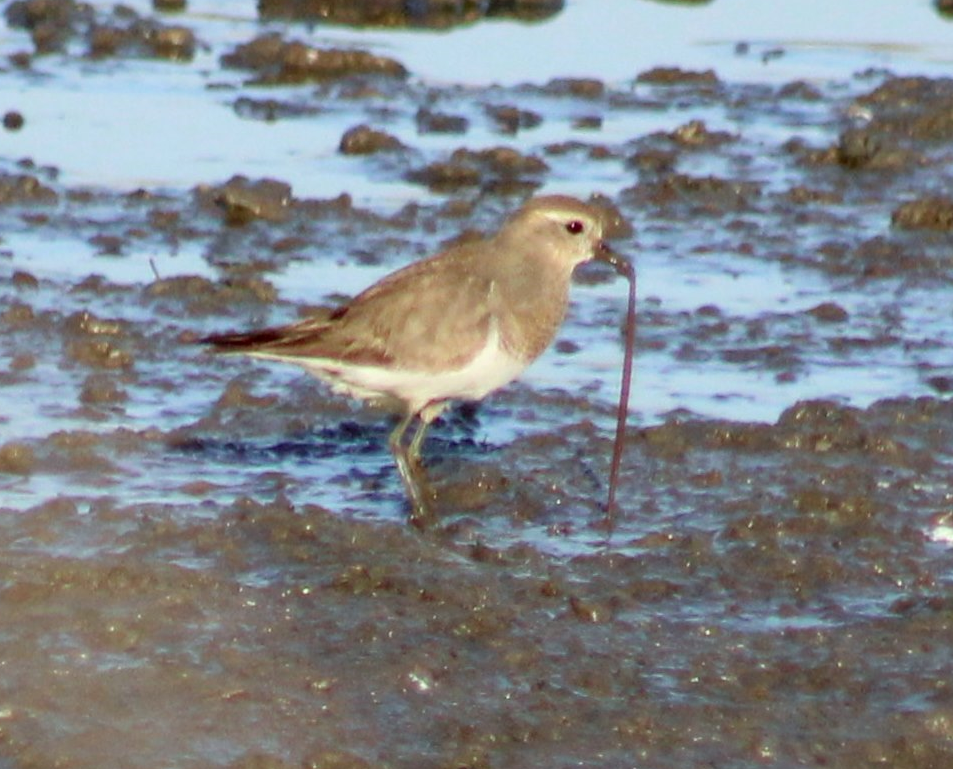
200, 311, 335, 353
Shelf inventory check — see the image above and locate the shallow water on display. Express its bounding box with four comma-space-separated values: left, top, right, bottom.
2, 1, 953, 767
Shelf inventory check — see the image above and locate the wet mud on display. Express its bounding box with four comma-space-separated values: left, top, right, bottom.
2, 2, 953, 768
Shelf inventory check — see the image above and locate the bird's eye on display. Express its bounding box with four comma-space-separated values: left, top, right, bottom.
566, 220, 585, 235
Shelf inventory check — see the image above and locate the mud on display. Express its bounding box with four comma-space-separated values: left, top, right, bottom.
2, 2, 953, 768
221, 34, 409, 85
6, 0, 195, 59
255, 0, 565, 29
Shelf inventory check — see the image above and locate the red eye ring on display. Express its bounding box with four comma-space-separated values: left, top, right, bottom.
566, 220, 585, 235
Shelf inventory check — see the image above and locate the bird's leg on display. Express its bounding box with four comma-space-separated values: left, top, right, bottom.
407, 417, 430, 471
388, 412, 433, 526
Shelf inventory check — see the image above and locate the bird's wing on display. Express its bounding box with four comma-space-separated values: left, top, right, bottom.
287, 244, 497, 371
204, 241, 500, 373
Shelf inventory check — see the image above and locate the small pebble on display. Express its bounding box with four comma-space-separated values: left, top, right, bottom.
3, 111, 24, 131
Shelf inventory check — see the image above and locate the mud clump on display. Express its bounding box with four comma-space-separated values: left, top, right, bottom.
821, 127, 920, 170
87, 18, 196, 61
623, 173, 761, 215
338, 125, 407, 155
0, 171, 57, 205
486, 104, 543, 134
408, 146, 549, 193
3, 111, 25, 131
196, 175, 293, 224
636, 66, 721, 87
638, 397, 928, 464
408, 159, 481, 190
233, 96, 321, 122
667, 119, 735, 149
625, 146, 677, 174
143, 274, 278, 314
6, 1, 195, 60
66, 338, 134, 370
1, 301, 36, 328
853, 76, 953, 142
803, 77, 953, 172
414, 107, 469, 135
4, 0, 88, 53
774, 399, 883, 454
626, 119, 735, 170
79, 372, 129, 406
0, 441, 35, 474
256, 0, 565, 28
784, 184, 842, 205
777, 80, 824, 101
543, 77, 606, 99
891, 195, 953, 230
806, 301, 849, 323
571, 115, 602, 130
221, 33, 408, 84
830, 236, 933, 279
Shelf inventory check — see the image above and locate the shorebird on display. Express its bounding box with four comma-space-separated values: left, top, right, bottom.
202, 195, 633, 523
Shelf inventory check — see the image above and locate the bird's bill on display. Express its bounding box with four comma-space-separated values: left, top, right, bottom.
593, 241, 634, 280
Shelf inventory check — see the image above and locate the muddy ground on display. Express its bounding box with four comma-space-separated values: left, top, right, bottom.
2, 2, 953, 768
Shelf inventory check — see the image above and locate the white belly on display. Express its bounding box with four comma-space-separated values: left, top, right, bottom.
252, 325, 529, 416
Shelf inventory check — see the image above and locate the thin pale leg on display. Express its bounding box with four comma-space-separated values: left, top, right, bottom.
388, 412, 432, 525
407, 417, 430, 469
410, 402, 447, 469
